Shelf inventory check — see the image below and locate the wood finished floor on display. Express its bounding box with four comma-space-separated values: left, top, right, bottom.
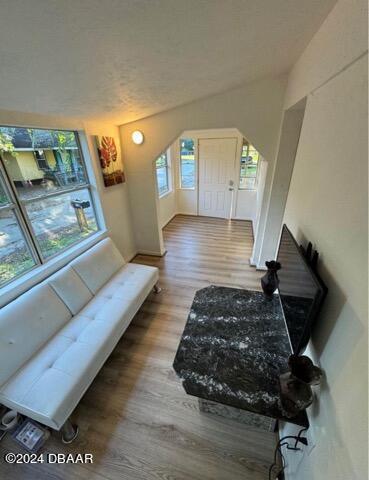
0, 215, 274, 480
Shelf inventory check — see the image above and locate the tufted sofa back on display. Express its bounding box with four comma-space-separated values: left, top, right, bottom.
70, 237, 125, 294
0, 283, 72, 387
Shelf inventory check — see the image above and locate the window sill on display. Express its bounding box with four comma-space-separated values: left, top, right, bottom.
179, 187, 195, 191
158, 190, 172, 199
0, 229, 107, 308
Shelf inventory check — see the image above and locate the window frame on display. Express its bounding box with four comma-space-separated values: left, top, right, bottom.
155, 150, 171, 198
0, 164, 40, 287
179, 138, 196, 190
238, 141, 260, 191
0, 126, 102, 288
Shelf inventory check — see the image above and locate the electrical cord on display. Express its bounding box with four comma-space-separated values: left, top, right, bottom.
293, 428, 308, 448
268, 429, 308, 480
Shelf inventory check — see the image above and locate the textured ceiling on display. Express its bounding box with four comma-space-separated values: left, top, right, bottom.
0, 0, 336, 124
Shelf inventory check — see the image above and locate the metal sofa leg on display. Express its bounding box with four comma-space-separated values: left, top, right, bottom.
61, 418, 79, 444
153, 283, 162, 294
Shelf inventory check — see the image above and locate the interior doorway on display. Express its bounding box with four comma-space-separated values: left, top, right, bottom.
155, 128, 268, 250
198, 137, 238, 218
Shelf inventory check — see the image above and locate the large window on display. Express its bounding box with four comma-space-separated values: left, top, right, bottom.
155, 151, 170, 196
0, 126, 99, 287
239, 140, 260, 190
179, 138, 195, 189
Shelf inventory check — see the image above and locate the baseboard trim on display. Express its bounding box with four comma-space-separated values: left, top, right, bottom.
126, 251, 139, 262
136, 249, 167, 257
249, 257, 256, 267
256, 264, 267, 271
232, 216, 254, 222
250, 256, 267, 271
161, 213, 177, 228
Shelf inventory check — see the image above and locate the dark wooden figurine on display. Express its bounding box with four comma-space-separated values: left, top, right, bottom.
261, 260, 281, 297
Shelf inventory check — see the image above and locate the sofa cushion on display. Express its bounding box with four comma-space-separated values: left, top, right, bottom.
70, 238, 125, 294
48, 266, 93, 315
97, 263, 159, 304
0, 284, 72, 387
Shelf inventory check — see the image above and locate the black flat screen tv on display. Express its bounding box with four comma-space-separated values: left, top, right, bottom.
276, 225, 327, 354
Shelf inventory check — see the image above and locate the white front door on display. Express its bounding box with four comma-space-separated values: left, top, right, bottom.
198, 137, 237, 218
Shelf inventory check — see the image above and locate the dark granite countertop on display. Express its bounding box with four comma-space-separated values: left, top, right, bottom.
173, 286, 308, 427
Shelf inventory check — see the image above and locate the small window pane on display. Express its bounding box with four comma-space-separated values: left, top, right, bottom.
0, 209, 36, 286
248, 146, 259, 164
24, 189, 98, 259
239, 140, 259, 190
156, 153, 167, 168
156, 152, 169, 196
180, 139, 195, 188
244, 164, 257, 178
156, 166, 169, 195
241, 143, 249, 159
0, 127, 87, 200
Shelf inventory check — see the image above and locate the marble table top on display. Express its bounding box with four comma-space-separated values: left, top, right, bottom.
173, 286, 308, 427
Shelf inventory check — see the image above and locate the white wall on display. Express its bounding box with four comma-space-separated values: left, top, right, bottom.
276, 1, 368, 478
120, 76, 287, 254
82, 120, 136, 261
254, 158, 267, 234
234, 190, 256, 221
282, 52, 367, 480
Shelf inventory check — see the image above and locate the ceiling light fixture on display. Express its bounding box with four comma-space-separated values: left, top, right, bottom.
131, 130, 144, 145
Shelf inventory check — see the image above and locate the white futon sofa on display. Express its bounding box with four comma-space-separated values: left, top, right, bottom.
0, 238, 159, 441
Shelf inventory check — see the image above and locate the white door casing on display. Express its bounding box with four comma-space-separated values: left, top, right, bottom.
198, 137, 238, 218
